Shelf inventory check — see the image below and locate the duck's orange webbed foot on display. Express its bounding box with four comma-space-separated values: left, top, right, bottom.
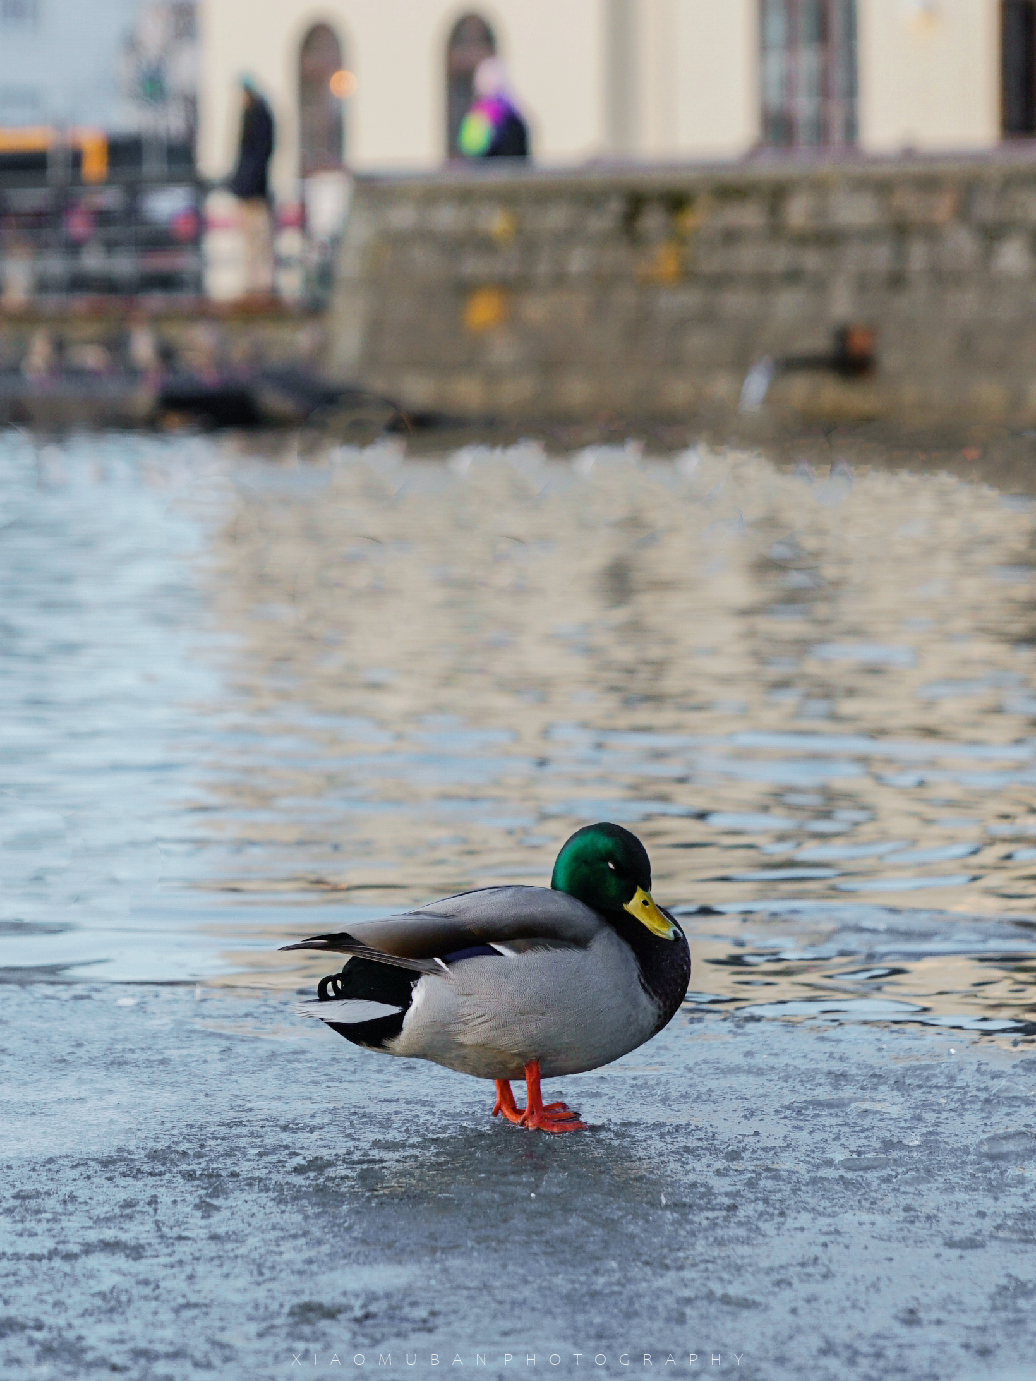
492, 1079, 524, 1125
518, 1059, 587, 1134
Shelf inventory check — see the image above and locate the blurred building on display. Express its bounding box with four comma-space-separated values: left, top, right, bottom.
0, 2, 201, 304
197, 0, 1036, 199
0, 0, 196, 138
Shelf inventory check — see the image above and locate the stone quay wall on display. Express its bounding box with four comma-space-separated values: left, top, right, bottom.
326, 153, 1036, 432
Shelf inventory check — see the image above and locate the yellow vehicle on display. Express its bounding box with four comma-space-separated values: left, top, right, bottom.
0, 126, 107, 182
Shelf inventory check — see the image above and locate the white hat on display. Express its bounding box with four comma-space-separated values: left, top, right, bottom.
473, 57, 507, 99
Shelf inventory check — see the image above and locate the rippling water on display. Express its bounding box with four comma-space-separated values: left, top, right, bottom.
5, 431, 1036, 1042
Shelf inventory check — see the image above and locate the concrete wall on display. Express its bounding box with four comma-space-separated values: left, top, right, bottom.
672, 1, 758, 162
859, 1, 999, 153
198, 0, 760, 189
197, 0, 1004, 198
197, 0, 612, 194
326, 153, 1036, 430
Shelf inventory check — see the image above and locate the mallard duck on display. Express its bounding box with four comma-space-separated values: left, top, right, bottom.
281, 822, 690, 1133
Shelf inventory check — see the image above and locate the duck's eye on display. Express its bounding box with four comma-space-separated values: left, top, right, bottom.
606, 860, 617, 872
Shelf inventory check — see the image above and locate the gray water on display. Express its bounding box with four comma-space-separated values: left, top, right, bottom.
2, 432, 1036, 1380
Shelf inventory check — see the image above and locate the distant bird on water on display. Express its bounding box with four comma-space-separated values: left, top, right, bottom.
282, 823, 691, 1133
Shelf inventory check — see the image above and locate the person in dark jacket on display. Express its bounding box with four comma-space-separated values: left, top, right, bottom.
229, 77, 276, 296
457, 57, 529, 160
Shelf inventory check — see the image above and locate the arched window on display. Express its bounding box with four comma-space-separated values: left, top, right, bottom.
299, 22, 345, 176
1003, 1, 1036, 135
760, 0, 857, 148
446, 13, 496, 157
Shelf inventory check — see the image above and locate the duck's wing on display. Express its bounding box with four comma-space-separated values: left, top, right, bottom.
280, 885, 601, 967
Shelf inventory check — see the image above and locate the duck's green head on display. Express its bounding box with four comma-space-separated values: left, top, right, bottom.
551, 822, 678, 939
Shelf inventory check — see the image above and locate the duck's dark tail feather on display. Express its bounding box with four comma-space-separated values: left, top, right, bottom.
296, 954, 423, 1049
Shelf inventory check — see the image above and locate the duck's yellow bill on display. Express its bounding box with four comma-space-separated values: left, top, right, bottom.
623, 887, 678, 939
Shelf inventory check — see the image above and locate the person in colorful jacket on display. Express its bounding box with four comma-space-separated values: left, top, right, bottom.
457, 58, 529, 160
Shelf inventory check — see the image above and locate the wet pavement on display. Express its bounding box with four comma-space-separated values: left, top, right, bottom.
2, 432, 1036, 1379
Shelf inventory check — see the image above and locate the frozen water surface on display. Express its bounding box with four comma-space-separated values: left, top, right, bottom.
2, 432, 1036, 1379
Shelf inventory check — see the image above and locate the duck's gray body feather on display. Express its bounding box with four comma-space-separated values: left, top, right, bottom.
324, 886, 604, 958
389, 925, 658, 1079
289, 883, 689, 1082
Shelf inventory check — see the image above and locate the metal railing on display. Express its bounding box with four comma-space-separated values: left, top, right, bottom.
0, 131, 203, 302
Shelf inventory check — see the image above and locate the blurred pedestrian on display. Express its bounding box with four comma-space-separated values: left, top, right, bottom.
22, 327, 55, 379
457, 57, 529, 160
228, 76, 275, 298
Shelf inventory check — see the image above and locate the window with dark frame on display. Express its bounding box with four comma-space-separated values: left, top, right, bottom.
760, 0, 858, 149
299, 23, 345, 177
1003, 0, 1036, 135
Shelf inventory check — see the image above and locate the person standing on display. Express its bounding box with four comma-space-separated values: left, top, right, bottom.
228, 77, 276, 299
457, 57, 529, 160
